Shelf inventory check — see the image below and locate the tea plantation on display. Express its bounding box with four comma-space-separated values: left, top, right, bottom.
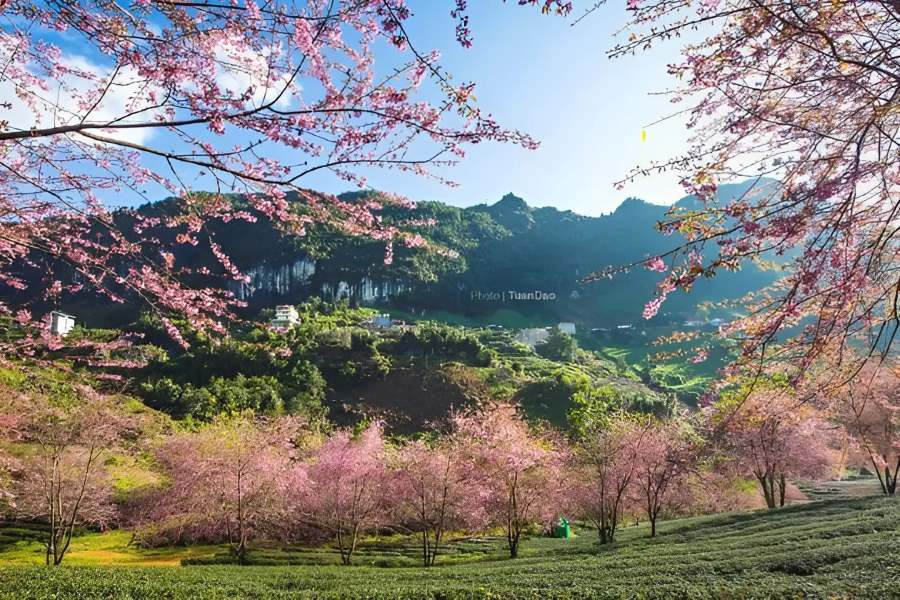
1, 496, 898, 599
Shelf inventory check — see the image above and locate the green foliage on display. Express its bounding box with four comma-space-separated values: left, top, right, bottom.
67, 301, 669, 431
388, 322, 490, 365
141, 372, 322, 421
132, 304, 504, 424
568, 382, 673, 437
712, 372, 794, 418
646, 364, 711, 405
515, 368, 591, 427
534, 328, 577, 362
567, 383, 625, 436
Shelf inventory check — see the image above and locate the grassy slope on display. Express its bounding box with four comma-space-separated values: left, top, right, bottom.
1, 496, 898, 599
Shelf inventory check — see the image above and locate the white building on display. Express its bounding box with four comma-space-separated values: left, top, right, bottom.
270, 305, 301, 329
515, 327, 550, 348
49, 311, 76, 337
557, 322, 576, 336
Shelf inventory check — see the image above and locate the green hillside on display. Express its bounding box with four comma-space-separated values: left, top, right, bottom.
1, 495, 896, 599
112, 303, 675, 432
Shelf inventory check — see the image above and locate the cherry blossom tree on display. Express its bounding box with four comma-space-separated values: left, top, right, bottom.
831, 361, 900, 495
0, 408, 21, 512
299, 422, 389, 565
574, 413, 646, 544
7, 388, 135, 565
0, 453, 15, 512
452, 404, 566, 559
711, 387, 835, 509
685, 470, 759, 515
632, 418, 695, 537
582, 1, 900, 377
0, 1, 561, 341
391, 438, 487, 567
134, 415, 302, 563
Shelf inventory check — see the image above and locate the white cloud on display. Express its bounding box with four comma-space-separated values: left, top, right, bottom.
212, 36, 296, 110
1, 53, 163, 146
0, 35, 297, 150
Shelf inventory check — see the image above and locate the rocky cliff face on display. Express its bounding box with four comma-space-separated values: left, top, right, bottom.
320, 278, 410, 303
229, 257, 409, 306
231, 258, 317, 300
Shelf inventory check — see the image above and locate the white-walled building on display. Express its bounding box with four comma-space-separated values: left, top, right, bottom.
49, 311, 76, 337
557, 322, 576, 336
271, 305, 301, 329
515, 327, 550, 348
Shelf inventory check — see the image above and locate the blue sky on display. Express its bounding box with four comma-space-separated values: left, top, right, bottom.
7, 2, 695, 216
298, 2, 694, 215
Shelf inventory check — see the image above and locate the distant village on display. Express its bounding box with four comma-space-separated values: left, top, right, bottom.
48, 306, 727, 350
268, 305, 727, 351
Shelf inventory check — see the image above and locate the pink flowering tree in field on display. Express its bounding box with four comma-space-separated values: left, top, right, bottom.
135, 415, 302, 563
7, 388, 135, 565
579, 1, 900, 377
686, 470, 759, 516
299, 421, 389, 565
0, 452, 16, 512
391, 437, 487, 567
830, 361, 900, 495
632, 418, 696, 537
0, 409, 22, 511
0, 0, 567, 341
452, 404, 566, 559
711, 386, 835, 509
574, 413, 647, 544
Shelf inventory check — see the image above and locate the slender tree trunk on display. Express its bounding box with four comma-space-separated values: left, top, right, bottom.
348, 524, 359, 565
885, 458, 899, 495
757, 474, 775, 509
236, 468, 246, 565
507, 475, 519, 558
430, 528, 443, 567
508, 526, 520, 559
607, 505, 618, 543
46, 457, 58, 566
646, 491, 658, 538
869, 453, 890, 495
336, 529, 350, 566
598, 477, 610, 544
778, 473, 787, 508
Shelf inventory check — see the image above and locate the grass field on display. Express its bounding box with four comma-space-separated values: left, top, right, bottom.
1, 495, 898, 599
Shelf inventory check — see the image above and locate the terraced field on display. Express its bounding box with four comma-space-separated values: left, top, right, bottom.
1, 495, 898, 599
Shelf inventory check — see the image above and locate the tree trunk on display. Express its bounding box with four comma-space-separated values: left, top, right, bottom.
758, 474, 776, 509
885, 458, 899, 495
429, 529, 443, 567
507, 477, 519, 558
46, 458, 58, 566
337, 530, 350, 566
778, 473, 787, 507
508, 529, 519, 559
236, 539, 247, 565
236, 468, 247, 565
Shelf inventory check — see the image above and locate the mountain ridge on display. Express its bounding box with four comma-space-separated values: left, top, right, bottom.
4, 179, 782, 329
